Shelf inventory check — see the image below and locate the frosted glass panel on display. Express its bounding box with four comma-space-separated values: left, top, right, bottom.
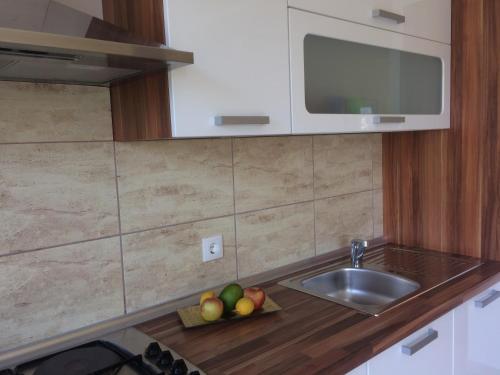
304, 34, 443, 115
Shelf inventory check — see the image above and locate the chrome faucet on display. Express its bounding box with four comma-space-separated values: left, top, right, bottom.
351, 239, 368, 268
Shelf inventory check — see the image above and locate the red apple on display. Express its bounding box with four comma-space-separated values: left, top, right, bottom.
244, 287, 266, 310
200, 297, 224, 321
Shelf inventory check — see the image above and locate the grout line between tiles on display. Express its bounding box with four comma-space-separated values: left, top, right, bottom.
120, 213, 237, 237
0, 190, 377, 260
40, 1, 51, 36
311, 136, 317, 256
133, 186, 375, 235
231, 138, 239, 280
286, 7, 294, 137
232, 188, 376, 217
0, 233, 122, 259
372, 145, 376, 239
112, 141, 127, 315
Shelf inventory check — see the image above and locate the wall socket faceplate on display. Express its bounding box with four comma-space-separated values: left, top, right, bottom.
202, 234, 223, 262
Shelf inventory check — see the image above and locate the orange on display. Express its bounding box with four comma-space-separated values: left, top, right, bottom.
235, 297, 255, 316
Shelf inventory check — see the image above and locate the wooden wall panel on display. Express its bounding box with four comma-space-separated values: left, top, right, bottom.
383, 131, 448, 251
445, 0, 486, 256
102, 0, 165, 43
482, 0, 500, 260
383, 0, 498, 259
102, 0, 171, 141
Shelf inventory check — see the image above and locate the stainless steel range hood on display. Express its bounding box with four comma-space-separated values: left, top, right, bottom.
0, 0, 193, 86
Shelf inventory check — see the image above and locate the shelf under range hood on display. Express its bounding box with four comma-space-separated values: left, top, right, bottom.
0, 0, 193, 86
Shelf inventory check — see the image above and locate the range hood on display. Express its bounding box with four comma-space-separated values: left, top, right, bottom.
0, 0, 193, 86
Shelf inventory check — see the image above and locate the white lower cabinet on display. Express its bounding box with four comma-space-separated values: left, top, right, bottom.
368, 311, 453, 375
454, 281, 500, 375
346, 281, 500, 375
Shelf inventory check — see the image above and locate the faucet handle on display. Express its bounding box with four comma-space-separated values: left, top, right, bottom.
351, 239, 368, 248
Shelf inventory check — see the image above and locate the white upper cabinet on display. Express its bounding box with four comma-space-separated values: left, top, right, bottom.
369, 311, 453, 375
165, 0, 450, 137
288, 0, 451, 44
454, 281, 500, 375
289, 9, 451, 134
165, 0, 291, 138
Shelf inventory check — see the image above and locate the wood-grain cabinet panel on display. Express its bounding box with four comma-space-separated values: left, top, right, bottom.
103, 0, 172, 141
383, 0, 500, 261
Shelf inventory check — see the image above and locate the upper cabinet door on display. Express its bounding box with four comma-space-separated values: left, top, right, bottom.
288, 0, 451, 44
289, 9, 450, 134
454, 281, 500, 375
165, 0, 291, 138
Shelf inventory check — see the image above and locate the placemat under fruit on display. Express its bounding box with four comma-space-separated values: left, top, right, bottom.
178, 297, 282, 328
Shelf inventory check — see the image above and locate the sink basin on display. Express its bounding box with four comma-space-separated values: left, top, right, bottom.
281, 267, 420, 315
301, 268, 420, 315
279, 247, 481, 315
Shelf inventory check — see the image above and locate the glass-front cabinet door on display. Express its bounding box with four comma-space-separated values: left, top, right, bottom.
289, 9, 450, 134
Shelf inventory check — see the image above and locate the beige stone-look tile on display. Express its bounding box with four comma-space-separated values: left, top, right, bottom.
123, 216, 236, 312
315, 191, 374, 255
373, 189, 384, 238
0, 143, 119, 254
236, 202, 315, 278
233, 137, 313, 213
0, 82, 112, 142
313, 134, 381, 199
116, 140, 234, 233
373, 134, 383, 189
0, 237, 123, 351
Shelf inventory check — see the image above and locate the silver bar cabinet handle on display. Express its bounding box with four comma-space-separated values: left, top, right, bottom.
401, 329, 438, 356
214, 116, 270, 126
372, 9, 406, 24
373, 116, 406, 124
475, 290, 500, 308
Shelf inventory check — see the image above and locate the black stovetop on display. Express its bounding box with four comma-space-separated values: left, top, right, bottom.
0, 328, 203, 375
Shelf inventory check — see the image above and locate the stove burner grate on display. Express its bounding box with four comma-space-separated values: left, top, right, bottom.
17, 340, 161, 375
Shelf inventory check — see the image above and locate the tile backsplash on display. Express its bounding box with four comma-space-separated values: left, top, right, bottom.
0, 82, 383, 352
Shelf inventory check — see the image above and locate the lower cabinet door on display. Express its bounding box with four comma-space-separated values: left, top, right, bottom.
368, 311, 453, 375
454, 281, 500, 375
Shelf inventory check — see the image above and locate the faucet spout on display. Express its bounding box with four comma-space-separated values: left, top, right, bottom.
351, 239, 368, 268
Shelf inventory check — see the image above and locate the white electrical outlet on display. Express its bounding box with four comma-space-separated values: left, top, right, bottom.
202, 234, 223, 262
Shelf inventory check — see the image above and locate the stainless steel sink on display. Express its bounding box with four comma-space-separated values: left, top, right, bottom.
298, 268, 420, 315
279, 246, 482, 316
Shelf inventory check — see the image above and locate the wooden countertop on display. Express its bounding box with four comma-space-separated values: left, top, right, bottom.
137, 247, 500, 375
